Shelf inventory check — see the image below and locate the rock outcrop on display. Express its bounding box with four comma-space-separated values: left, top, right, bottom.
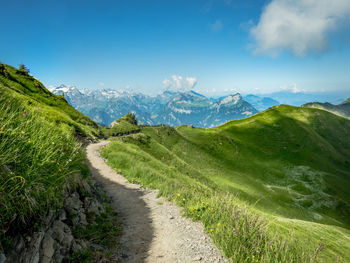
2, 181, 110, 263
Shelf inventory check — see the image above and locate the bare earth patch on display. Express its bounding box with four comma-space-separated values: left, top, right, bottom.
86, 141, 227, 263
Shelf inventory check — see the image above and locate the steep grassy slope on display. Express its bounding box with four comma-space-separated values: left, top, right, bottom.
102, 105, 350, 262
0, 93, 86, 243
0, 63, 104, 251
303, 98, 350, 119
0, 63, 101, 138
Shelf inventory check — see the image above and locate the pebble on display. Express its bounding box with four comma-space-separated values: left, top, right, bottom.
193, 255, 203, 261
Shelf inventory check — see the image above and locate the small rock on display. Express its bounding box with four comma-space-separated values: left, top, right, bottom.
84, 197, 104, 215
44, 210, 56, 226
25, 235, 32, 242
28, 231, 45, 263
168, 214, 174, 219
79, 212, 88, 226
12, 236, 25, 252
40, 233, 55, 263
64, 192, 83, 215
0, 253, 6, 263
51, 220, 66, 243
71, 242, 82, 253
193, 255, 202, 261
58, 209, 67, 221
72, 239, 88, 253
90, 243, 106, 251
121, 253, 129, 258
61, 232, 74, 250
52, 252, 64, 263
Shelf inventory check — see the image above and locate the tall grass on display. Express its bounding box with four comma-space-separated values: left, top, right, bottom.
102, 139, 322, 262
0, 97, 83, 238
191, 194, 315, 262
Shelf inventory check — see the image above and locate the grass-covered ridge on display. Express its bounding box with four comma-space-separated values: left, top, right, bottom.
303, 98, 350, 119
102, 112, 140, 136
0, 62, 101, 138
102, 105, 350, 262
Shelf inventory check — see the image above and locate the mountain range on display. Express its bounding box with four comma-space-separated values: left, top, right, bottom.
49, 85, 262, 127
303, 98, 350, 118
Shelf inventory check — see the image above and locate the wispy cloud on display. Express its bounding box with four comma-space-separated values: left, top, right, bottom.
209, 19, 223, 32
250, 0, 350, 56
163, 75, 197, 92
280, 83, 305, 93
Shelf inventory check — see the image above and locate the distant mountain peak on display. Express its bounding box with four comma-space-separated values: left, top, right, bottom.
303, 98, 350, 118
340, 98, 350, 105
218, 93, 242, 105
50, 85, 258, 127
49, 84, 78, 94
243, 94, 279, 111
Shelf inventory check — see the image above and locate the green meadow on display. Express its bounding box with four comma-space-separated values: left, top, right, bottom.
102, 105, 350, 262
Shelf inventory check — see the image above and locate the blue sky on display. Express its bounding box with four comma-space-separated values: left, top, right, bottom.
1, 0, 350, 95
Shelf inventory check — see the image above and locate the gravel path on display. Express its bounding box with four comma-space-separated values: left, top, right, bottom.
86, 141, 228, 263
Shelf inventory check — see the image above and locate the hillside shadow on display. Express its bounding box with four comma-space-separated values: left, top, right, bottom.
87, 153, 154, 262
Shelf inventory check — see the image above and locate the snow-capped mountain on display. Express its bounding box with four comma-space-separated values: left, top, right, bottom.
49, 85, 258, 127
155, 91, 258, 127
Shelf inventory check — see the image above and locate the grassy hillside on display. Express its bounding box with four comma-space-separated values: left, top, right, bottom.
0, 62, 101, 138
102, 105, 350, 262
0, 95, 86, 243
0, 62, 103, 250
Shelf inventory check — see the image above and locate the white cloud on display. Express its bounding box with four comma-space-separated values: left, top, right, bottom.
250, 0, 350, 56
209, 20, 223, 31
224, 87, 239, 93
163, 75, 197, 92
99, 82, 105, 87
280, 83, 305, 93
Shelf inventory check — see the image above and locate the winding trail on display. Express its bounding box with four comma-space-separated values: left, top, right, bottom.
86, 141, 227, 263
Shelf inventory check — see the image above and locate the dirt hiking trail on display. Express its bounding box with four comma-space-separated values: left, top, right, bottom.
86, 141, 227, 263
